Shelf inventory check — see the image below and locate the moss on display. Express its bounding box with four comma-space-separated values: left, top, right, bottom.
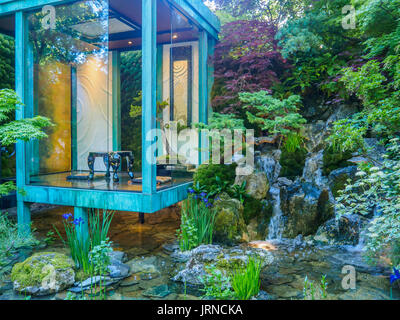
323, 146, 353, 176
243, 197, 263, 224
216, 257, 246, 272
11, 252, 74, 287
279, 147, 308, 179
193, 163, 237, 192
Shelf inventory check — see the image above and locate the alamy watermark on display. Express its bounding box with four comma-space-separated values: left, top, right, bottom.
341, 265, 356, 290
342, 5, 356, 30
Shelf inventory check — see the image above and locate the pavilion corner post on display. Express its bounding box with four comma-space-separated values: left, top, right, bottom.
15, 11, 31, 235
74, 207, 89, 244
199, 30, 209, 165
141, 0, 157, 195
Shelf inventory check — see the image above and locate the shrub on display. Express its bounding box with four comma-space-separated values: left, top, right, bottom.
193, 163, 237, 196
335, 138, 400, 266
240, 91, 306, 142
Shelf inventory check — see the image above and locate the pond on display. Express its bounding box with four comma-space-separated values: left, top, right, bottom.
1, 206, 399, 301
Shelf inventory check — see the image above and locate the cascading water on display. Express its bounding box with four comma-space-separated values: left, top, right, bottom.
256, 154, 286, 240
256, 154, 281, 184
267, 186, 285, 240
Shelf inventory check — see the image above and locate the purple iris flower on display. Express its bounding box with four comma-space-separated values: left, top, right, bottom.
72, 217, 84, 226
390, 267, 400, 285
62, 213, 73, 220
200, 192, 207, 198
203, 198, 209, 204
188, 188, 195, 194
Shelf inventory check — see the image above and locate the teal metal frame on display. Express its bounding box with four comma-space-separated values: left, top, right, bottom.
1, 0, 220, 235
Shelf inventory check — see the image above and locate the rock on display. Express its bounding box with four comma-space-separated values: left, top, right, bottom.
0, 281, 13, 295
120, 275, 140, 287
328, 166, 358, 197
108, 251, 127, 264
315, 214, 369, 246
213, 193, 247, 245
126, 256, 159, 274
254, 290, 273, 300
172, 244, 274, 286
302, 150, 327, 188
235, 172, 270, 200
11, 252, 75, 296
277, 177, 293, 187
280, 182, 335, 238
142, 284, 171, 298
107, 261, 130, 278
302, 121, 329, 152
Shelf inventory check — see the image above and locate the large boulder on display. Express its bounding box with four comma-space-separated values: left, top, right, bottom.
172, 244, 274, 286
213, 193, 247, 245
11, 252, 75, 296
314, 214, 369, 246
234, 172, 269, 200
280, 182, 334, 238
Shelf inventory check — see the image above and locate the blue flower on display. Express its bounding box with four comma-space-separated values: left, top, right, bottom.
390, 267, 400, 285
203, 198, 209, 204
206, 203, 213, 208
62, 213, 73, 220
72, 217, 84, 226
188, 188, 195, 194
200, 192, 207, 198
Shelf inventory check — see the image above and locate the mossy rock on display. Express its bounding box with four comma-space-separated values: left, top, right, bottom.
193, 163, 237, 192
11, 252, 75, 296
328, 166, 358, 197
243, 197, 263, 224
279, 147, 308, 179
213, 193, 246, 245
322, 146, 353, 176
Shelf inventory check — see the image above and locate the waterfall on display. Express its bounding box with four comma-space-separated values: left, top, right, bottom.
267, 186, 285, 240
256, 153, 281, 185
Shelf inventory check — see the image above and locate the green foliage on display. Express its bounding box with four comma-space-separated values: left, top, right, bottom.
201, 265, 234, 300
54, 210, 114, 273
242, 196, 263, 224
193, 163, 237, 196
240, 91, 306, 140
303, 275, 328, 300
282, 132, 305, 153
88, 240, 112, 276
326, 118, 367, 154
120, 51, 142, 171
177, 195, 216, 251
177, 210, 198, 252
231, 256, 262, 300
88, 209, 115, 250
0, 34, 14, 90
322, 145, 354, 176
340, 61, 387, 108
0, 212, 38, 268
196, 112, 246, 163
335, 138, 400, 266
0, 89, 52, 196
229, 181, 247, 204
279, 146, 308, 178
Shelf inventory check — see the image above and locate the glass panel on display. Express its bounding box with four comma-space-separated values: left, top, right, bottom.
27, 1, 113, 190
155, 0, 200, 189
